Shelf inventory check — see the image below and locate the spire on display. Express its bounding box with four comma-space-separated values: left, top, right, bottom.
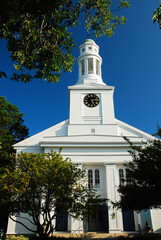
76, 39, 105, 85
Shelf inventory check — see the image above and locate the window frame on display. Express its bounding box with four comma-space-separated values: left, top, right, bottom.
87, 168, 101, 189
119, 168, 125, 186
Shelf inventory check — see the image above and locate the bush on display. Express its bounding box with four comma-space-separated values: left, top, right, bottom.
6, 236, 29, 240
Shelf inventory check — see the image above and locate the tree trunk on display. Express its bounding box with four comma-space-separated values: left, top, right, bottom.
37, 225, 48, 240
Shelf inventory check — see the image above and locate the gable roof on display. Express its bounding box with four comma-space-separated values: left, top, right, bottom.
13, 118, 155, 149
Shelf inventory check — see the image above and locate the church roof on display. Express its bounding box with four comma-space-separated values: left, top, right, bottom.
83, 39, 95, 43
13, 118, 155, 149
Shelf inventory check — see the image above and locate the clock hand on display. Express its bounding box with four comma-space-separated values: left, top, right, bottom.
91, 98, 98, 103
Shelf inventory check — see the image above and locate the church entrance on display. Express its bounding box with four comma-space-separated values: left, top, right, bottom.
55, 212, 68, 231
122, 210, 135, 231
88, 205, 108, 232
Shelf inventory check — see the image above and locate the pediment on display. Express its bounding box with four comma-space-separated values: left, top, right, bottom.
13, 118, 155, 149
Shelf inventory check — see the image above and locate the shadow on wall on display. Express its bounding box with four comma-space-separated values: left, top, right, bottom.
55, 124, 68, 136
14, 214, 37, 234
140, 210, 152, 231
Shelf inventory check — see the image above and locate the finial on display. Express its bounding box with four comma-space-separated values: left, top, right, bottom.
87, 31, 90, 39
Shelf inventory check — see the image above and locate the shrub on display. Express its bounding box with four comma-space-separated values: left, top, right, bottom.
6, 236, 29, 240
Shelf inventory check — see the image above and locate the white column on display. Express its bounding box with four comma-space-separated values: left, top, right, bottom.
85, 58, 88, 75
93, 57, 96, 75
106, 163, 123, 233
70, 217, 84, 234
79, 61, 81, 78
99, 61, 102, 78
134, 211, 141, 231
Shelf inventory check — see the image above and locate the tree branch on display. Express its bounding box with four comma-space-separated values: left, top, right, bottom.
40, 15, 46, 35
13, 215, 35, 225
9, 215, 37, 233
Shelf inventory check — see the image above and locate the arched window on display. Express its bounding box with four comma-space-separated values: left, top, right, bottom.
88, 169, 93, 189
95, 169, 100, 188
119, 169, 124, 186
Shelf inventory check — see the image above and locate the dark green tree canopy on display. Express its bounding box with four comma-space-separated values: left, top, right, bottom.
0, 0, 129, 83
116, 136, 161, 211
0, 96, 28, 238
0, 151, 103, 238
153, 2, 161, 29
0, 96, 28, 166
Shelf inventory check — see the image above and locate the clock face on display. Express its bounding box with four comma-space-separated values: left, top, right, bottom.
84, 94, 99, 108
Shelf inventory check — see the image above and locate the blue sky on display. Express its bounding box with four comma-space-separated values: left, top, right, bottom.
0, 0, 161, 137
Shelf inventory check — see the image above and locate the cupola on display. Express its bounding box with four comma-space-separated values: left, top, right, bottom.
77, 39, 105, 85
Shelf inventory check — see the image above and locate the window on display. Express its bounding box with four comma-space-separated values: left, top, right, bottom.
88, 58, 93, 74
119, 169, 124, 186
119, 168, 132, 186
88, 169, 93, 189
88, 169, 100, 189
95, 169, 100, 188
81, 59, 85, 75
125, 168, 131, 185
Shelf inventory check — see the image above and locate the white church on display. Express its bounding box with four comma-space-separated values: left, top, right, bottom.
7, 39, 161, 234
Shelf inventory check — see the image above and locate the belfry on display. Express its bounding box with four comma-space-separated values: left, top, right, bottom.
77, 39, 103, 85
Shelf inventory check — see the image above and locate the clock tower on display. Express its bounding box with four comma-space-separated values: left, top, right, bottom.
68, 39, 118, 136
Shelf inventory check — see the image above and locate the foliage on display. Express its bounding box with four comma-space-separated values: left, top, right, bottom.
115, 136, 161, 211
153, 124, 161, 139
4, 233, 161, 240
153, 2, 161, 29
5, 233, 161, 240
6, 235, 28, 240
0, 0, 129, 83
0, 72, 7, 78
144, 220, 151, 233
0, 96, 29, 167
1, 151, 103, 238
0, 96, 28, 238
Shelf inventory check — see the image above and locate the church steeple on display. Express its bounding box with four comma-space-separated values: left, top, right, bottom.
77, 39, 105, 85
68, 39, 117, 136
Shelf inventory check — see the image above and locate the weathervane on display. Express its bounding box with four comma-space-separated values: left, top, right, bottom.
87, 31, 90, 39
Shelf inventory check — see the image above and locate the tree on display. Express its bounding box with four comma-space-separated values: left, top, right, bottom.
115, 136, 161, 211
0, 96, 29, 167
0, 0, 130, 83
0, 96, 28, 238
0, 151, 103, 239
153, 2, 161, 29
